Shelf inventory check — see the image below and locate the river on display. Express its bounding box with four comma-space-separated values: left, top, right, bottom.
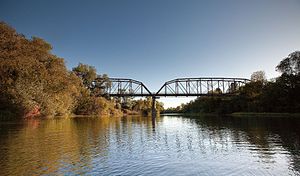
0, 115, 299, 175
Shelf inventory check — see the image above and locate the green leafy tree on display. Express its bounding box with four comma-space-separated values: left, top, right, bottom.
276, 51, 300, 75
251, 70, 266, 83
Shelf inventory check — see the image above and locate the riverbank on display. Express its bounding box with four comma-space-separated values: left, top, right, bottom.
161, 112, 218, 117
0, 109, 156, 120
230, 112, 300, 117
0, 110, 124, 120
161, 112, 300, 118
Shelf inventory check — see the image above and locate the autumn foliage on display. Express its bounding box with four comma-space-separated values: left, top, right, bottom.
0, 22, 120, 118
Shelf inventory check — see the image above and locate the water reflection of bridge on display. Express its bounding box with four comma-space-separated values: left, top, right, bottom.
93, 77, 250, 117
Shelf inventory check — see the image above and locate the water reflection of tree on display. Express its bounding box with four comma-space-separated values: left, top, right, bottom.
190, 115, 300, 173
0, 116, 161, 175
0, 118, 133, 175
0, 119, 92, 175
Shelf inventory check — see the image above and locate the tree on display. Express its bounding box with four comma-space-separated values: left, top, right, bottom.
72, 63, 97, 88
251, 70, 266, 83
72, 64, 112, 97
276, 51, 300, 75
0, 22, 82, 117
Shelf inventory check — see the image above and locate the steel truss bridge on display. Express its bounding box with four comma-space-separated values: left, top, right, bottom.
93, 77, 250, 117
96, 77, 250, 97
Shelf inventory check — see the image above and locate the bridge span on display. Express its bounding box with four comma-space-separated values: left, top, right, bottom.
95, 77, 250, 97
93, 77, 250, 118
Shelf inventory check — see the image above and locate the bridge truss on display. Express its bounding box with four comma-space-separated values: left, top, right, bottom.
156, 77, 250, 97
100, 78, 152, 97
95, 77, 250, 118
96, 77, 250, 97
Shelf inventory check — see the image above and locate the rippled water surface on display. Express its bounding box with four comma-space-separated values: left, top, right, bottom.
0, 115, 299, 175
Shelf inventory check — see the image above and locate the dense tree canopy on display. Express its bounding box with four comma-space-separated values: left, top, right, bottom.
0, 22, 121, 118
0, 22, 82, 117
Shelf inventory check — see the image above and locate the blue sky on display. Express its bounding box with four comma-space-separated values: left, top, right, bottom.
1, 0, 300, 107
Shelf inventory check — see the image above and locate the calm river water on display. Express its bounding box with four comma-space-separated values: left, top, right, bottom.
0, 115, 299, 175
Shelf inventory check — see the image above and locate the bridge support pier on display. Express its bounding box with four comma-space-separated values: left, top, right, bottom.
151, 96, 156, 119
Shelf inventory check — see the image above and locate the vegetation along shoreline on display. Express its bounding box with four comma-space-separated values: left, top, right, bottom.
1, 21, 300, 119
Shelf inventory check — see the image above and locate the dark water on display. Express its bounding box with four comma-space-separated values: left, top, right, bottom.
0, 115, 299, 176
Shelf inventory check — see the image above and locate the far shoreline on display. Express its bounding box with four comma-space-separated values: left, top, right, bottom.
161, 112, 300, 118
